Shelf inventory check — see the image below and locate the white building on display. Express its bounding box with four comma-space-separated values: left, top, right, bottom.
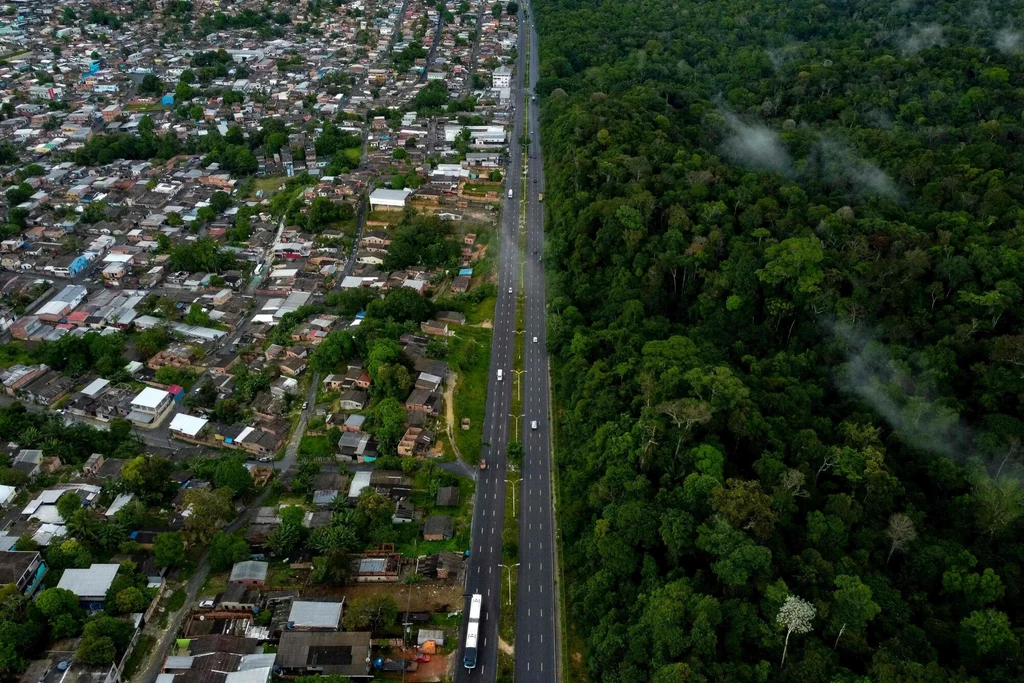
368, 188, 412, 211
169, 413, 209, 440
492, 65, 512, 88
128, 387, 173, 425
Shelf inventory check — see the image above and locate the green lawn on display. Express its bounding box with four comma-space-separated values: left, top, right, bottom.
298, 434, 335, 461
450, 327, 492, 464
248, 175, 286, 199
126, 103, 168, 112
200, 571, 229, 597
463, 183, 499, 196
342, 147, 362, 166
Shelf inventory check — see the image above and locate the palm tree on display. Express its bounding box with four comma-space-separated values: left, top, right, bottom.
18, 426, 40, 447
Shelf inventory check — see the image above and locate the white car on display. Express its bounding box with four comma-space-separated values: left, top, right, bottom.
199, 600, 215, 609
302, 401, 308, 410
532, 336, 538, 343
508, 287, 513, 294
531, 420, 538, 429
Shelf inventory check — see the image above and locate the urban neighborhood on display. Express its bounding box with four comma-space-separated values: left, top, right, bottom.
0, 1, 533, 682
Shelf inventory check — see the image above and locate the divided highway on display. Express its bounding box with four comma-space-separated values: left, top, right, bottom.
453, 4, 528, 679
514, 3, 559, 682
456, 2, 559, 681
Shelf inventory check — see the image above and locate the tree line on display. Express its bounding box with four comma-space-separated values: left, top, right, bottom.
534, 0, 1024, 680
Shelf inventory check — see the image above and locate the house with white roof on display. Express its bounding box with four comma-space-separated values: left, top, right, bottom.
56, 562, 120, 609
127, 387, 174, 426
169, 413, 209, 441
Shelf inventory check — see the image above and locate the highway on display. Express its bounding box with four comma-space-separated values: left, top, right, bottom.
514, 3, 559, 682
453, 6, 529, 683
456, 2, 559, 682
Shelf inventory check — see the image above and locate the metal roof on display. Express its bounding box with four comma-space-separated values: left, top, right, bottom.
287, 600, 343, 629
229, 560, 269, 583
57, 563, 119, 599
132, 386, 170, 409
358, 558, 387, 573
169, 413, 208, 437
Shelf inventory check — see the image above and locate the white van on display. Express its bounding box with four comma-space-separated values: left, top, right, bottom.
497, 369, 503, 381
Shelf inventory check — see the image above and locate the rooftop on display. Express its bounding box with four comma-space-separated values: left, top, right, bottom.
56, 562, 119, 600
287, 600, 343, 629
132, 386, 171, 409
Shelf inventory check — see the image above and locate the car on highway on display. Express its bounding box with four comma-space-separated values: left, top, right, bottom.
533, 336, 538, 343
480, 459, 487, 470
508, 286, 513, 294
531, 420, 538, 429
508, 188, 513, 198
497, 369, 503, 380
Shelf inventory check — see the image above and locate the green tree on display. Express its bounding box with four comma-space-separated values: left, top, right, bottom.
374, 398, 407, 454
829, 575, 880, 648
960, 609, 1018, 657
35, 588, 84, 637
214, 458, 252, 496
208, 532, 251, 571
56, 491, 82, 522
153, 532, 186, 569
342, 595, 398, 632
181, 488, 233, 545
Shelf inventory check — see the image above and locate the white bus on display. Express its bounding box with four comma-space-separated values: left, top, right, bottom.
464, 594, 483, 669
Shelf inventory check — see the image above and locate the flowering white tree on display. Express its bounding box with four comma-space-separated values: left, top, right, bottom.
777, 595, 816, 666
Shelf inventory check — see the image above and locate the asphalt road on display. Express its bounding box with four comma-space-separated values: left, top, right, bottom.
454, 7, 531, 683
514, 3, 559, 681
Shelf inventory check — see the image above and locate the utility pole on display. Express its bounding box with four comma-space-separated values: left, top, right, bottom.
498, 563, 520, 605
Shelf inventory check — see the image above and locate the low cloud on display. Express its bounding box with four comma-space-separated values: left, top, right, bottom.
833, 322, 970, 460
995, 27, 1023, 53
902, 24, 946, 54
719, 112, 792, 175
814, 138, 900, 200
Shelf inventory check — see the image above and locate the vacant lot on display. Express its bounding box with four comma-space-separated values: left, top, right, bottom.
303, 580, 465, 613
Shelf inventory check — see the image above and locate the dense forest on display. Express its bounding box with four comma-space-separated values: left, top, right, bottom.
535, 0, 1024, 681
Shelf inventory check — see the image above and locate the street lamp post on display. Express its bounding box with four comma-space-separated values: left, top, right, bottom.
499, 563, 520, 605
512, 369, 525, 401
505, 473, 520, 517
509, 413, 522, 437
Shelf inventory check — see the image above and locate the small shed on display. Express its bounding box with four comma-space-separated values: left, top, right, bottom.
423, 515, 453, 541
436, 486, 459, 507
229, 560, 269, 587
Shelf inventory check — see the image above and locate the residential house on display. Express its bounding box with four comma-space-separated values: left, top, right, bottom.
276, 631, 371, 678
56, 563, 120, 609
0, 551, 46, 596
423, 515, 454, 541
229, 560, 269, 587
338, 389, 367, 411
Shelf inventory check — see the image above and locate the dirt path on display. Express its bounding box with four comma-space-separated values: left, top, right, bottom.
498, 638, 514, 655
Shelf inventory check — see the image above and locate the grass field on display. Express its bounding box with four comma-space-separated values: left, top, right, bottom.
298, 434, 335, 461
0, 341, 33, 369
450, 326, 492, 464
248, 175, 286, 198
126, 103, 168, 112
342, 147, 362, 166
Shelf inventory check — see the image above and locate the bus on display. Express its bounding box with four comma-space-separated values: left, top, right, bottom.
464, 594, 483, 669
